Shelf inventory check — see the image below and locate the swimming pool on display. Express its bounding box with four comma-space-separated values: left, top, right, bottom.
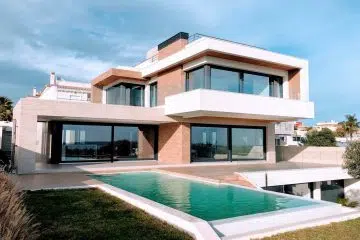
91, 172, 320, 221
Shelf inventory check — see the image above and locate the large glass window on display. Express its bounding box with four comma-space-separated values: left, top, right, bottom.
191, 126, 228, 162
57, 123, 156, 162
186, 67, 205, 91
113, 126, 156, 160
191, 125, 266, 162
321, 180, 344, 203
210, 67, 240, 93
150, 82, 158, 107
185, 65, 283, 98
106, 83, 144, 106
232, 128, 265, 160
243, 73, 270, 96
61, 124, 112, 162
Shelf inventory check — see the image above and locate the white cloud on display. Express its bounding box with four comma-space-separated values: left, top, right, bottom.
0, 39, 114, 81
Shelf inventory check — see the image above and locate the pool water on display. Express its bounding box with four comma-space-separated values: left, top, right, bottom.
92, 172, 319, 221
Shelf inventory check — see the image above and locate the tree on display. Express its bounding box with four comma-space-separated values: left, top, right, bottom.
303, 128, 336, 147
335, 125, 346, 137
340, 114, 360, 141
0, 96, 13, 121
343, 141, 360, 178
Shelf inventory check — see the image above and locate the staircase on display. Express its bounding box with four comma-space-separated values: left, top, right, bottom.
220, 174, 256, 188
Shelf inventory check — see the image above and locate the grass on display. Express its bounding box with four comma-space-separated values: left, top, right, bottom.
260, 217, 360, 240
24, 188, 193, 240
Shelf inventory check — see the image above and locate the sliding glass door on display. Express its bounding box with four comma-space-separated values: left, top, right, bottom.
191, 125, 265, 162
191, 126, 228, 162
56, 123, 157, 163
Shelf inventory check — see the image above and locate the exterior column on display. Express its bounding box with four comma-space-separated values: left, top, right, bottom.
144, 84, 150, 107
313, 182, 321, 200
13, 103, 38, 174
266, 123, 276, 163
158, 123, 190, 164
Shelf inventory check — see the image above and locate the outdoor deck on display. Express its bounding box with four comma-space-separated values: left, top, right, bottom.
14, 161, 338, 190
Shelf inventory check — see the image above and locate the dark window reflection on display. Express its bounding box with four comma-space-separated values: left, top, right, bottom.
150, 82, 158, 107
321, 180, 344, 203
185, 65, 283, 98
106, 83, 144, 106
114, 126, 155, 160
61, 124, 112, 162
191, 126, 228, 162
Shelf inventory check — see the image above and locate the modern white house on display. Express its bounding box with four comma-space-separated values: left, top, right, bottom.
12, 32, 359, 205
11, 32, 360, 240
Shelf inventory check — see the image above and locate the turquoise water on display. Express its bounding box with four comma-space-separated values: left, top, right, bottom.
92, 172, 319, 221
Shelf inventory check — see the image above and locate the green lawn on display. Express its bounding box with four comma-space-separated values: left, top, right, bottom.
260, 217, 360, 240
25, 189, 193, 240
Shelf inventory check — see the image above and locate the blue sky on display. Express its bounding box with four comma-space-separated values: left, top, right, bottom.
1, 0, 360, 124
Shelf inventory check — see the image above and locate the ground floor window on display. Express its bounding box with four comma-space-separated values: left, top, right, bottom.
264, 183, 312, 197
321, 180, 344, 203
51, 122, 157, 163
191, 125, 265, 162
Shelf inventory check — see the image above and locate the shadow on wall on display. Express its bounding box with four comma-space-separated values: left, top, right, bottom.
276, 146, 345, 165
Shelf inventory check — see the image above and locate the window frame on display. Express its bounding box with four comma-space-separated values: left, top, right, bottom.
106, 82, 145, 106
190, 123, 266, 163
185, 64, 283, 98
150, 82, 158, 107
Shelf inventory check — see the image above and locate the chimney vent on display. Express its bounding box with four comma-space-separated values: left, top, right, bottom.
50, 72, 56, 85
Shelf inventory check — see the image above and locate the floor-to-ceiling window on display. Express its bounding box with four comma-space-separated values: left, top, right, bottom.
191, 125, 265, 162
61, 124, 112, 162
232, 127, 265, 160
150, 82, 158, 107
185, 65, 283, 98
106, 83, 144, 106
191, 126, 228, 162
321, 180, 344, 203
55, 123, 157, 163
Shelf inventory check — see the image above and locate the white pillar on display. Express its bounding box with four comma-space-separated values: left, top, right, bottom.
266, 123, 276, 163
313, 182, 321, 200
144, 84, 150, 107
13, 104, 38, 174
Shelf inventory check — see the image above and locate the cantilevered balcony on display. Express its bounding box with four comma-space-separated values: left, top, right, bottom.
164, 89, 314, 121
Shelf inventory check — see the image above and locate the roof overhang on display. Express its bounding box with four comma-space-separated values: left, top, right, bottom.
92, 68, 146, 87
139, 37, 308, 77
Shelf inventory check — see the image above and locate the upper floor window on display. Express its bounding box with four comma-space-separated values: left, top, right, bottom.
106, 83, 144, 106
185, 65, 283, 98
150, 82, 158, 107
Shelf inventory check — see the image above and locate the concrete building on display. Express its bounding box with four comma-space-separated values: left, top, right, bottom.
13, 32, 314, 174
33, 72, 91, 102
314, 120, 339, 132
11, 31, 360, 205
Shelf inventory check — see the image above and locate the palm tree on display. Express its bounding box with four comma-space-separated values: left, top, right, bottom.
340, 114, 360, 141
0, 96, 13, 122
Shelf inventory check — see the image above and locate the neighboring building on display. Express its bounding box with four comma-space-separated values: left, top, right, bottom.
0, 121, 12, 158
314, 120, 338, 132
275, 122, 304, 146
33, 72, 91, 102
13, 32, 314, 174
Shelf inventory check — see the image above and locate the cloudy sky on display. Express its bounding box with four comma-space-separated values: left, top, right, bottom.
0, 0, 359, 124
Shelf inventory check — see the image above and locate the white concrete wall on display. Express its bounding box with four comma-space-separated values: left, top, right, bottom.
241, 167, 352, 187
277, 146, 345, 165
345, 179, 360, 202
165, 89, 314, 121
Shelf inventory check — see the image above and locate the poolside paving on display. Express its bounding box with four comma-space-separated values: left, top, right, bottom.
12, 161, 337, 190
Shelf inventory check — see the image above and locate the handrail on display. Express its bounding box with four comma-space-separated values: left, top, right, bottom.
187, 33, 268, 51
